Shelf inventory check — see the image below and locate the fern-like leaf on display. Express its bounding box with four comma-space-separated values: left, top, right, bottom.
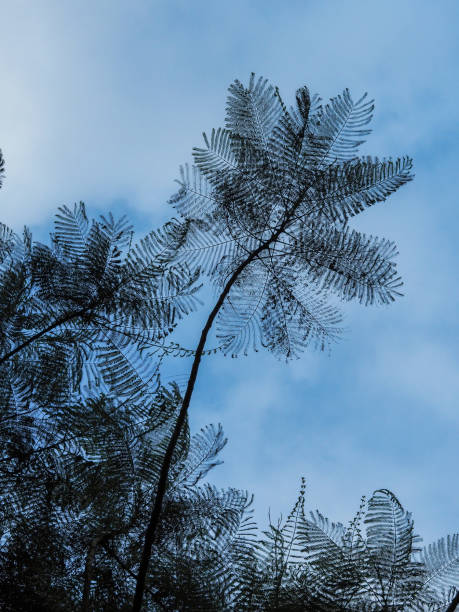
294, 222, 402, 305
309, 156, 414, 224
226, 73, 283, 150
305, 88, 374, 167
421, 535, 459, 594
54, 202, 90, 259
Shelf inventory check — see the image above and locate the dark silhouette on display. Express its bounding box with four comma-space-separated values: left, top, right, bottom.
3, 77, 458, 610
133, 73, 414, 608
1, 196, 458, 609
0, 198, 201, 410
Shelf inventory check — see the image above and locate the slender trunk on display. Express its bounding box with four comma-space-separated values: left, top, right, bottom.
132, 237, 273, 611
446, 591, 459, 612
102, 542, 169, 608
82, 535, 104, 612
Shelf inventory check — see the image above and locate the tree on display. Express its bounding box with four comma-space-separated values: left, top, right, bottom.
0, 192, 250, 609
0, 188, 252, 609
133, 73, 414, 608
0, 384, 255, 610
0, 327, 253, 609
0, 183, 204, 608
2, 183, 458, 610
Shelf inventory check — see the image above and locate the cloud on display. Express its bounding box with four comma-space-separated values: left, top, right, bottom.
1, 0, 458, 547
2, 0, 457, 229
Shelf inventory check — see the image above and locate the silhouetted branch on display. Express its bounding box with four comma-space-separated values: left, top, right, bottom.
0, 307, 90, 365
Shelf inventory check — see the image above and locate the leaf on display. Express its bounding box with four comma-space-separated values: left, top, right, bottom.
365, 489, 418, 578
259, 268, 342, 358
170, 164, 218, 220
54, 202, 90, 259
173, 423, 227, 488
310, 156, 414, 223
193, 128, 237, 186
226, 73, 283, 150
294, 222, 402, 305
421, 534, 459, 593
305, 88, 374, 167
216, 263, 269, 356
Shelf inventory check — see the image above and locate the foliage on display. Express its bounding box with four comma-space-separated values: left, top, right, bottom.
0, 368, 256, 610
171, 74, 413, 359
0, 194, 252, 607
0, 201, 200, 414
132, 73, 415, 609
3, 442, 459, 612
243, 481, 459, 611
0, 197, 206, 609
2, 78, 457, 612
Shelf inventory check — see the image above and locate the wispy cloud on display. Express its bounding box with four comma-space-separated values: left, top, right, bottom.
1, 0, 458, 544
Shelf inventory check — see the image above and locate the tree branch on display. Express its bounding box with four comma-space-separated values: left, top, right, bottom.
0, 307, 90, 365
101, 542, 169, 609
82, 535, 104, 612
132, 234, 277, 611
131, 199, 303, 610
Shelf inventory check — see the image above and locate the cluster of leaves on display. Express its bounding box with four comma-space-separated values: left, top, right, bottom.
3, 431, 459, 612
0, 384, 255, 610
0, 204, 458, 609
127, 75, 419, 607
0, 192, 254, 610
243, 481, 459, 611
0, 196, 204, 609
0, 198, 200, 416
171, 75, 413, 359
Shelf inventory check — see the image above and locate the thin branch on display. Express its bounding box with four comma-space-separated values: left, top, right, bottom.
132, 187, 306, 609
0, 307, 90, 365
132, 231, 281, 611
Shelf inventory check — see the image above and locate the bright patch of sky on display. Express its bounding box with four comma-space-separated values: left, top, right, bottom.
1, 0, 458, 544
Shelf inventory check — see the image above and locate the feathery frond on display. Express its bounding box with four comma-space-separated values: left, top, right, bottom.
305, 88, 374, 167
170, 73, 413, 360
421, 534, 459, 594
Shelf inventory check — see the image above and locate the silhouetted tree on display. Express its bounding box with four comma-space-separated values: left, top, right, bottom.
134, 73, 414, 608
243, 481, 459, 611
2, 177, 459, 610
0, 197, 200, 414
5, 79, 458, 611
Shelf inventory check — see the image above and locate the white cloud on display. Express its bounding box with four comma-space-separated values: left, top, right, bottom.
1, 0, 458, 547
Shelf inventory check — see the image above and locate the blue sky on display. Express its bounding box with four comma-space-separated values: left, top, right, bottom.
1, 0, 459, 544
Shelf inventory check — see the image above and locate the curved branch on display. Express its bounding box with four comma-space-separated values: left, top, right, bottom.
132, 188, 319, 610
0, 307, 90, 365
132, 233, 279, 611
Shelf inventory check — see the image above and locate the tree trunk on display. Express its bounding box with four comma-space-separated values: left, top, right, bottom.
82, 535, 104, 612
132, 236, 275, 611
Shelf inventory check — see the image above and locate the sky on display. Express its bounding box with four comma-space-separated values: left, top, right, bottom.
1, 0, 459, 545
